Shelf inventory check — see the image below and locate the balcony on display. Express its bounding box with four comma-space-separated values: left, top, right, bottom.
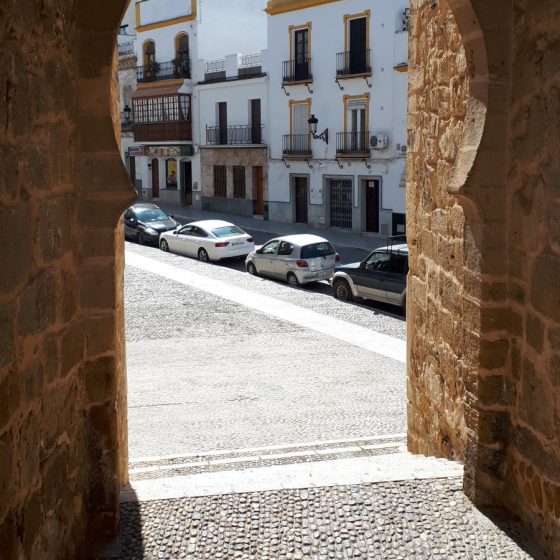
282, 58, 312, 84
133, 121, 192, 142
282, 134, 312, 157
206, 125, 264, 145
336, 131, 370, 157
121, 111, 134, 133
136, 59, 191, 83
336, 50, 372, 77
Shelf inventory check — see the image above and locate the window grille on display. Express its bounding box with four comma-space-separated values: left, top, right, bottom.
233, 166, 246, 198
214, 166, 227, 198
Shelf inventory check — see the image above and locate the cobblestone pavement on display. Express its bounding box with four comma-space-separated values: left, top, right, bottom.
100, 479, 534, 560
117, 245, 535, 560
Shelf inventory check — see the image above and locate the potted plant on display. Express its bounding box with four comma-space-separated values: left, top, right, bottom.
147, 60, 160, 76
173, 57, 190, 78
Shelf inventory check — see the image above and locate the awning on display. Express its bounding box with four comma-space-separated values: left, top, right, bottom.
131, 85, 183, 98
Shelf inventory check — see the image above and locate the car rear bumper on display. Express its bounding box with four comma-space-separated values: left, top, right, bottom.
297, 267, 335, 284
213, 246, 255, 260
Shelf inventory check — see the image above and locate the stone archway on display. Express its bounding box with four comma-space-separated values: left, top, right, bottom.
1, 0, 560, 558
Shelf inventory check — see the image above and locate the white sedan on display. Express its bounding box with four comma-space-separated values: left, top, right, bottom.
159, 220, 255, 262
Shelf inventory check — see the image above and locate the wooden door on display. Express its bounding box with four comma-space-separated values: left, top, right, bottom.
253, 166, 264, 215
294, 177, 308, 223
181, 161, 192, 206
218, 102, 227, 145
129, 156, 136, 190
251, 99, 261, 144
151, 158, 159, 198
349, 17, 367, 74
365, 179, 379, 232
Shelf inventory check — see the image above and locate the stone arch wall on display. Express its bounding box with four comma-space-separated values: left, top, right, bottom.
408, 0, 560, 556
0, 0, 134, 557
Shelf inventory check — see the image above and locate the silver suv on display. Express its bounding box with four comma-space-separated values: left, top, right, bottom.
246, 234, 340, 287
330, 244, 408, 310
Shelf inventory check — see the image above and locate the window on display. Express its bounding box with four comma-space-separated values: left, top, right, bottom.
132, 94, 191, 124
366, 252, 392, 272
143, 40, 155, 66
389, 254, 408, 275
233, 166, 246, 199
278, 242, 294, 256
212, 225, 245, 238
343, 11, 370, 75
261, 240, 279, 255
344, 95, 369, 151
289, 100, 311, 153
300, 242, 335, 259
214, 166, 227, 197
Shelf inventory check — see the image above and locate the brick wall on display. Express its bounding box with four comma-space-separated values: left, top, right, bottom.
0, 1, 134, 557
408, 0, 560, 556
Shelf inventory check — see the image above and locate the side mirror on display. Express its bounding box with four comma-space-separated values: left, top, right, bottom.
360, 262, 367, 269
256, 248, 262, 254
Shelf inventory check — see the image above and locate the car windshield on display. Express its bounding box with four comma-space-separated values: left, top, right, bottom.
136, 208, 169, 223
212, 225, 245, 238
300, 242, 335, 259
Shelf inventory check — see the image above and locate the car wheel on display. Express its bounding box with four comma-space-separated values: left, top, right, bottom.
333, 279, 353, 302
247, 262, 258, 276
198, 248, 210, 263
287, 273, 300, 287
160, 239, 169, 252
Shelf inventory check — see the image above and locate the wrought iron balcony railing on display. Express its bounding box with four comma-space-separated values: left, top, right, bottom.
336, 131, 370, 155
336, 50, 372, 77
206, 125, 264, 145
282, 133, 312, 156
282, 58, 312, 83
136, 59, 191, 83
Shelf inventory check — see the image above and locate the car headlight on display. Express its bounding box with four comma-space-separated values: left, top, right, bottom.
145, 227, 158, 235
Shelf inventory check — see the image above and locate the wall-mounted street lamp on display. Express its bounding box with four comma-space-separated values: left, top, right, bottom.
308, 114, 328, 144
123, 104, 132, 123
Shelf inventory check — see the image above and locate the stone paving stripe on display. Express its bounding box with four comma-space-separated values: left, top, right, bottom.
128, 441, 405, 475
126, 251, 406, 363
129, 432, 407, 465
121, 452, 463, 503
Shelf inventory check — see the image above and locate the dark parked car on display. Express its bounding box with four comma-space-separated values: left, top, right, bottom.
330, 244, 408, 310
124, 203, 178, 246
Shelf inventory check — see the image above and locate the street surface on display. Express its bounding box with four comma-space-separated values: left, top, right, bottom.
110, 239, 534, 560
124, 237, 407, 462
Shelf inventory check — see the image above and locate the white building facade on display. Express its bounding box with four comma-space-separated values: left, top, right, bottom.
129, 0, 200, 205
266, 0, 409, 236
195, 53, 268, 216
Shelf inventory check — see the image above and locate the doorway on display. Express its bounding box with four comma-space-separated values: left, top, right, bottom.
151, 158, 159, 198
180, 161, 192, 206
329, 178, 353, 229
365, 179, 380, 232
253, 166, 264, 215
129, 156, 136, 192
294, 176, 308, 223
294, 28, 309, 81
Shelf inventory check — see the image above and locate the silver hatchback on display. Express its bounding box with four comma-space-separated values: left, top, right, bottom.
245, 234, 339, 287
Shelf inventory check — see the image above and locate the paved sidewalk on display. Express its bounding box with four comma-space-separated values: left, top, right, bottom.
155, 200, 391, 253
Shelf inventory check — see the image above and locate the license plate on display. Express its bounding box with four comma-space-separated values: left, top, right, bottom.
231, 241, 243, 246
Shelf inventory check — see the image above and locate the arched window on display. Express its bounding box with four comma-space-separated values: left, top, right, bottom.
166, 159, 178, 188
143, 40, 155, 66
174, 34, 190, 78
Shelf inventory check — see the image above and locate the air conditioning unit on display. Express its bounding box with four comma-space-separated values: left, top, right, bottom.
370, 134, 388, 150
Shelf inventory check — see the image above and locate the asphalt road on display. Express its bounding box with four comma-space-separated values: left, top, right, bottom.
124, 240, 407, 463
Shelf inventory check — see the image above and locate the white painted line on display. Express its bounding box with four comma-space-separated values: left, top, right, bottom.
121, 453, 463, 503
126, 251, 406, 363
130, 433, 407, 465
128, 442, 403, 475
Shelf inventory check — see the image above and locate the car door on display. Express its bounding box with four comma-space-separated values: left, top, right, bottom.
187, 226, 210, 256
384, 253, 408, 304
169, 225, 194, 255
352, 251, 391, 301
124, 209, 137, 239
273, 240, 296, 278
254, 240, 280, 276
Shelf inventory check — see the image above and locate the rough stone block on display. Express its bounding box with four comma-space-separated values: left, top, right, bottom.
79, 263, 116, 310
82, 357, 116, 404
18, 271, 57, 336
479, 338, 509, 370
526, 313, 545, 353
532, 252, 560, 322
84, 315, 115, 358
38, 196, 74, 261
520, 357, 555, 439
0, 201, 33, 294
0, 302, 14, 368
